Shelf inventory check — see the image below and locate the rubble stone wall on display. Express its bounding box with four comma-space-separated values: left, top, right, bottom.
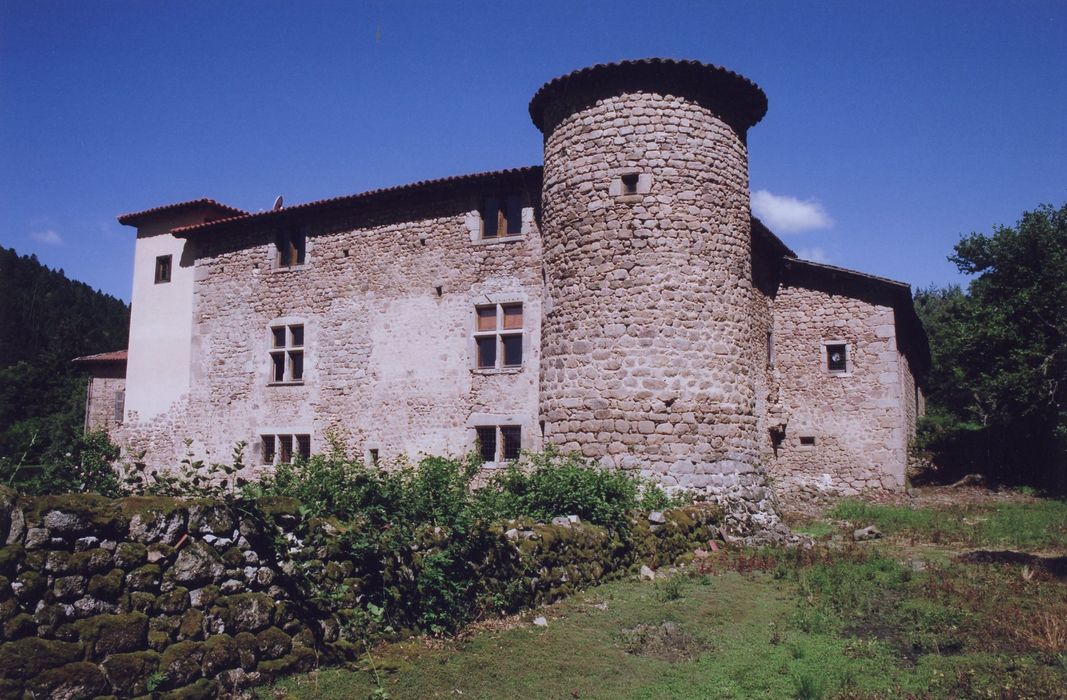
119, 194, 543, 475
0, 487, 717, 698
84, 369, 126, 434
768, 282, 913, 496
538, 90, 761, 492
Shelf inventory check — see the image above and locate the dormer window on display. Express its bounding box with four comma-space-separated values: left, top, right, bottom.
276, 228, 306, 267
481, 194, 523, 239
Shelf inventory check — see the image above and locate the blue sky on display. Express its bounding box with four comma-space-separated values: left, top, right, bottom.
1, 1, 1064, 302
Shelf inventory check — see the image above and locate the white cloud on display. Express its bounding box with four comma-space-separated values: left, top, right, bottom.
31, 229, 63, 246
796, 246, 831, 264
751, 190, 834, 234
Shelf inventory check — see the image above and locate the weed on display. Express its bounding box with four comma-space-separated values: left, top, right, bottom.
655, 576, 684, 602
793, 671, 824, 699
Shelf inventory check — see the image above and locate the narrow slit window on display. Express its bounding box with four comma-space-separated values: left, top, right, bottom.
154, 255, 172, 284
278, 435, 293, 463
113, 391, 125, 423
369, 449, 380, 467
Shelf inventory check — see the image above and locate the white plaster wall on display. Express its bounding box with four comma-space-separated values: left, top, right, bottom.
125, 217, 197, 422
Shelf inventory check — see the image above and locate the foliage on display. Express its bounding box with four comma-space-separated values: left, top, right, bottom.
914, 203, 1067, 490
248, 447, 684, 633
0, 247, 129, 465
121, 439, 247, 499
1, 428, 124, 497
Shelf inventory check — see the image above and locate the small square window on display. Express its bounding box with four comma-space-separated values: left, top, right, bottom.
621, 172, 639, 195
154, 255, 172, 284
826, 343, 848, 372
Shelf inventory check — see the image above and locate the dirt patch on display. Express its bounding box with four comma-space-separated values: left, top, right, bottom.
618, 622, 708, 662
957, 550, 1067, 579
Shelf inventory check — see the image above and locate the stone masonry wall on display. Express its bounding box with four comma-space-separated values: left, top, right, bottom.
119, 193, 543, 475
0, 487, 719, 698
768, 282, 912, 496
84, 370, 126, 434
538, 91, 762, 493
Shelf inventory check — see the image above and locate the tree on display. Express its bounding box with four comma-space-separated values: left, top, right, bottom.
916, 204, 1067, 491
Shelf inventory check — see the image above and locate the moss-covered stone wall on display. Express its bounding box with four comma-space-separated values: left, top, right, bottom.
0, 487, 718, 698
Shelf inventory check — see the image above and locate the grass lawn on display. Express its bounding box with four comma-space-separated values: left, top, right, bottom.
269, 492, 1067, 700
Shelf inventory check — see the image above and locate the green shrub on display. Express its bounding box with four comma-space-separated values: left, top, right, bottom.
2, 428, 124, 497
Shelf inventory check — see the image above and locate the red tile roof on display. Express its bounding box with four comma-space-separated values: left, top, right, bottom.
71, 350, 128, 364
171, 166, 543, 237
117, 199, 249, 227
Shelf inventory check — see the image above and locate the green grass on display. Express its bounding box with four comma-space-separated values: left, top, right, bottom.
828, 497, 1067, 549
271, 497, 1067, 699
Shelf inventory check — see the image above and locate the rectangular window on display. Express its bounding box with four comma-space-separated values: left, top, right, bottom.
481, 194, 523, 239
260, 433, 311, 465
766, 330, 775, 368
269, 324, 304, 383
154, 255, 172, 284
500, 426, 522, 460
621, 172, 639, 195
476, 426, 497, 463
473, 303, 523, 370
825, 343, 848, 372
276, 228, 306, 267
799, 436, 816, 447
475, 425, 521, 463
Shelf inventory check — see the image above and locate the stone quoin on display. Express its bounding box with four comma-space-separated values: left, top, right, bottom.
76, 59, 929, 502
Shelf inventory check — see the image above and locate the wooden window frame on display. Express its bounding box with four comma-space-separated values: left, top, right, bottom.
260, 433, 311, 465
154, 255, 172, 284
473, 303, 523, 370
269, 323, 305, 384
480, 193, 523, 239
275, 228, 307, 268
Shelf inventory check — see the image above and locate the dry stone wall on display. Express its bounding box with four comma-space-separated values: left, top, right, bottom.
120, 194, 543, 475
0, 487, 719, 698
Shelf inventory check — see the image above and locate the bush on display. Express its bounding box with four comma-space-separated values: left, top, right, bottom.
1, 428, 123, 497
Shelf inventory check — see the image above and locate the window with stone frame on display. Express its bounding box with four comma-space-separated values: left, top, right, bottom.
474, 303, 523, 369
270, 324, 304, 383
260, 433, 311, 465
824, 342, 849, 373
475, 425, 521, 463
480, 193, 523, 239
275, 227, 306, 267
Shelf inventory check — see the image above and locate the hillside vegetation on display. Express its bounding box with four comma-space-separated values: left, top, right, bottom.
0, 246, 129, 468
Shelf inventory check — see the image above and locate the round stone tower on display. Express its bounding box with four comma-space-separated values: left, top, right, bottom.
530, 58, 769, 496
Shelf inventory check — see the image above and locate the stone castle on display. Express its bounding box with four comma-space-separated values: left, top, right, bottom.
76, 59, 928, 503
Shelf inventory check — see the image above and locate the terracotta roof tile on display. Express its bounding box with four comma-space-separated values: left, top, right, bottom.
171, 166, 543, 237
72, 349, 128, 364
117, 199, 249, 227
